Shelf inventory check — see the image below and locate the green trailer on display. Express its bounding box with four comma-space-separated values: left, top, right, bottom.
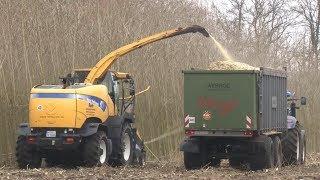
180, 68, 307, 170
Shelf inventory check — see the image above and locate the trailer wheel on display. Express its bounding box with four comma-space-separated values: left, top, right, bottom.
272, 136, 283, 167
250, 136, 274, 170
210, 158, 221, 167
82, 131, 109, 167
16, 136, 41, 169
283, 125, 301, 165
264, 136, 274, 169
184, 152, 203, 170
229, 158, 243, 168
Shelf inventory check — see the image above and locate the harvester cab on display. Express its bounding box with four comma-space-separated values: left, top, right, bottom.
16, 25, 210, 168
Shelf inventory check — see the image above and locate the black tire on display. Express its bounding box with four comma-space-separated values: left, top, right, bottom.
265, 136, 275, 169
184, 152, 203, 170
283, 125, 301, 165
45, 153, 61, 167
82, 131, 109, 167
229, 158, 243, 168
16, 136, 41, 169
250, 136, 274, 170
113, 123, 134, 166
272, 136, 283, 167
210, 158, 221, 167
299, 130, 306, 165
138, 149, 146, 166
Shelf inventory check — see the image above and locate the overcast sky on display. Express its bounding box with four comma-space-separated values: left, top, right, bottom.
195, 0, 306, 42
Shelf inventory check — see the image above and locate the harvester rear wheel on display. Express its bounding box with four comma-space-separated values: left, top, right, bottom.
82, 131, 109, 167
272, 136, 283, 167
16, 136, 41, 169
45, 153, 61, 167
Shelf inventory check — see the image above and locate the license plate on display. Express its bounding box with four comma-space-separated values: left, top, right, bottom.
46, 131, 56, 138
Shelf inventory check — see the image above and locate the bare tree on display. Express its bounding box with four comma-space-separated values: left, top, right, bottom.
293, 0, 320, 69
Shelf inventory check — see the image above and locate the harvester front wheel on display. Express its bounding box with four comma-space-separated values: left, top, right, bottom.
82, 131, 109, 167
16, 136, 41, 169
116, 123, 134, 166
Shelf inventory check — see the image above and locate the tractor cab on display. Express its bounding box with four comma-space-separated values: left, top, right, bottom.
286, 91, 307, 118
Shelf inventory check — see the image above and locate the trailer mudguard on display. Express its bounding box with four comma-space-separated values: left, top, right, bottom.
180, 138, 200, 153
17, 123, 31, 136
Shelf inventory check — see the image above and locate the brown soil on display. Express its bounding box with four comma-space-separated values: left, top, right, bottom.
1, 153, 320, 180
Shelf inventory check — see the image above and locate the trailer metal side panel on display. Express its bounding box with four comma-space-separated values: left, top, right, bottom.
183, 68, 287, 134
183, 70, 258, 131
259, 68, 287, 132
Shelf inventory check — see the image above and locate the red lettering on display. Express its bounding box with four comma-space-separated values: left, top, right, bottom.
197, 96, 239, 117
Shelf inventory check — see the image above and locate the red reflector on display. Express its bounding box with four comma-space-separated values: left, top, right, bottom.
185, 130, 195, 136
244, 130, 253, 136
27, 136, 36, 144
65, 137, 74, 144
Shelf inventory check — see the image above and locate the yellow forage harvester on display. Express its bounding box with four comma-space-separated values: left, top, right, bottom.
16, 25, 210, 168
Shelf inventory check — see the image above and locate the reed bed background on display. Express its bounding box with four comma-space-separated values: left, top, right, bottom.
0, 0, 319, 165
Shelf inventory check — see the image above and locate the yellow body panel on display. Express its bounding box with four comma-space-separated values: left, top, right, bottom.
29, 85, 115, 128
28, 25, 209, 129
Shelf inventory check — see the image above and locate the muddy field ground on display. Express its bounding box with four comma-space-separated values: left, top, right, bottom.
0, 153, 320, 180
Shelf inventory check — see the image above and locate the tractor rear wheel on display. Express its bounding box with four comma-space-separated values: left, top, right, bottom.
82, 131, 109, 167
299, 130, 306, 165
283, 125, 302, 165
16, 136, 41, 169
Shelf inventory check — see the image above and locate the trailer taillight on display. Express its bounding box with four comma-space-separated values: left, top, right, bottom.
185, 130, 195, 136
243, 130, 253, 136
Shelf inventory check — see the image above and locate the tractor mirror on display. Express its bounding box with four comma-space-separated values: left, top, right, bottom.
301, 97, 307, 105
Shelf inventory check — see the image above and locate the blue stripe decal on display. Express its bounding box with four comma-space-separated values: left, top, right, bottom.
31, 93, 76, 99
31, 93, 107, 111
77, 94, 107, 111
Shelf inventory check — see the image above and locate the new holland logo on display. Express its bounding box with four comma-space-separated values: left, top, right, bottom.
37, 105, 43, 111
203, 111, 211, 121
